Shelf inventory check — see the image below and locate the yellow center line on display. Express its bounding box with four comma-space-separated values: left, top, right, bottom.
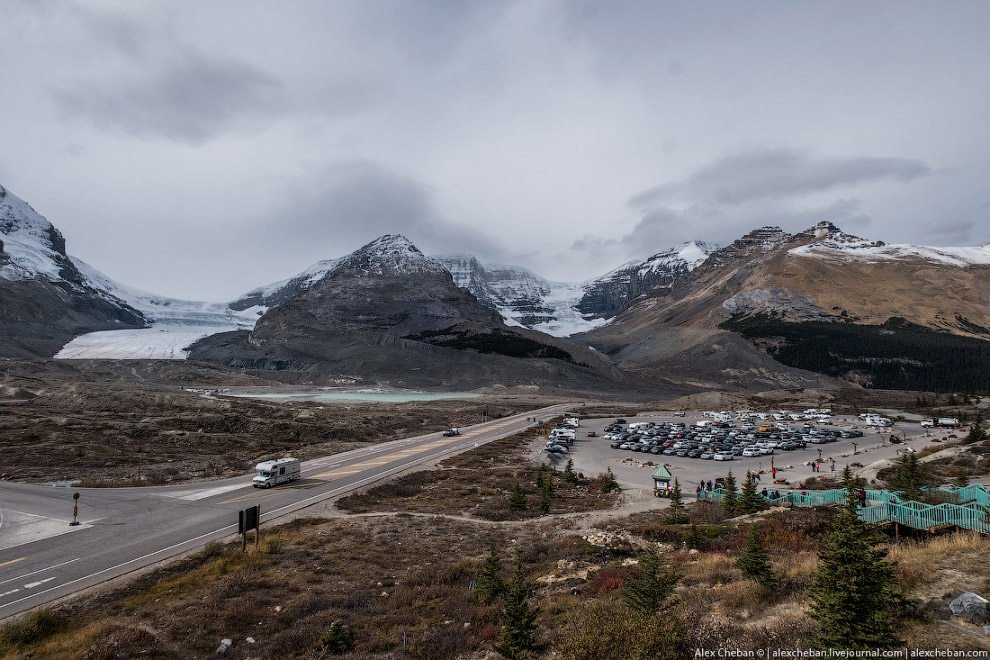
312, 469, 363, 478
0, 557, 25, 568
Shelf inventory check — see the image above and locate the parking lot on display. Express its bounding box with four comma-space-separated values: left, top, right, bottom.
535, 409, 959, 500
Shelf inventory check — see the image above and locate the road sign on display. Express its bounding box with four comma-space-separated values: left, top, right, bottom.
239, 505, 260, 534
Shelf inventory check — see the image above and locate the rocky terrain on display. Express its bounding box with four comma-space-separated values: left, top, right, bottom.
189, 236, 653, 394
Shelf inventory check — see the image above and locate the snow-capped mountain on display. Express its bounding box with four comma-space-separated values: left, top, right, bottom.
0, 184, 88, 285
788, 221, 990, 266
576, 241, 720, 319
0, 184, 145, 357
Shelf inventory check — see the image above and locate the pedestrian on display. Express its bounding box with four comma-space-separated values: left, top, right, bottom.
696, 485, 702, 497
761, 487, 768, 498
754, 474, 760, 485
772, 468, 777, 480
858, 488, 867, 507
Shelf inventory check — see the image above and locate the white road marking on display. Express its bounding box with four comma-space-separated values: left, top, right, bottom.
0, 558, 80, 587
24, 577, 55, 589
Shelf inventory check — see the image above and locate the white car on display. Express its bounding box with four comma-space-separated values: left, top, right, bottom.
713, 451, 734, 461
741, 448, 761, 457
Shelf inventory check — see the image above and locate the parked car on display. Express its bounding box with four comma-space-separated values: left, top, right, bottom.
713, 451, 734, 461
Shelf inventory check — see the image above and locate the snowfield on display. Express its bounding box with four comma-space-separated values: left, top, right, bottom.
56, 258, 260, 360
55, 324, 244, 359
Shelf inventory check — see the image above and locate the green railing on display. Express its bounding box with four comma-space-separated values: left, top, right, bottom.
920, 484, 990, 506
695, 484, 990, 534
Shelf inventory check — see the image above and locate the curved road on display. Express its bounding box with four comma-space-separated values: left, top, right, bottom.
0, 403, 573, 620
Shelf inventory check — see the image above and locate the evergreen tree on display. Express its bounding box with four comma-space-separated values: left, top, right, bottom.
685, 523, 706, 551
721, 470, 738, 515
535, 463, 548, 489
736, 528, 777, 588
320, 620, 354, 655
476, 544, 505, 603
963, 415, 986, 445
508, 483, 528, 511
598, 468, 619, 493
953, 469, 970, 488
738, 472, 766, 514
622, 543, 680, 614
539, 479, 553, 514
665, 478, 688, 524
807, 474, 901, 650
892, 453, 926, 501
495, 556, 540, 659
564, 458, 579, 484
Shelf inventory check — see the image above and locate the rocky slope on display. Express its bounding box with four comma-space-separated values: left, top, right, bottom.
0, 184, 145, 357
190, 236, 642, 393
582, 221, 990, 390
575, 241, 719, 320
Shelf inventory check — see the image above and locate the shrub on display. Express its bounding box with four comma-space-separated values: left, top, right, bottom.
320, 619, 354, 654
0, 608, 67, 649
590, 567, 628, 594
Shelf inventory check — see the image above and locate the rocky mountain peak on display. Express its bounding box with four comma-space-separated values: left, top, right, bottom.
793, 221, 885, 250
341, 235, 447, 277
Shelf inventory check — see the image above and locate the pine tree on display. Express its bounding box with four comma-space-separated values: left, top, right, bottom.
494, 556, 540, 659
598, 468, 619, 493
892, 453, 926, 501
665, 478, 688, 524
539, 479, 553, 514
535, 463, 548, 489
476, 544, 505, 603
622, 543, 680, 614
807, 473, 901, 650
685, 523, 706, 551
953, 469, 970, 488
963, 415, 986, 445
508, 483, 528, 511
564, 458, 579, 484
721, 470, 738, 515
736, 528, 777, 588
738, 472, 766, 515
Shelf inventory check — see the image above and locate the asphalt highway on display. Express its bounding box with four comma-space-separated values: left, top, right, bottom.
0, 402, 573, 620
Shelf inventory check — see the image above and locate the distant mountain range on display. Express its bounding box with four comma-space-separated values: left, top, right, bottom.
3, 182, 989, 393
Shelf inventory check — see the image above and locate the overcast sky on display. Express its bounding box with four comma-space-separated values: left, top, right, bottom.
2, 0, 989, 301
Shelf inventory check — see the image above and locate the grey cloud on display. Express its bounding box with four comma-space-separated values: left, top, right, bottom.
54, 50, 283, 143
572, 196, 876, 268
231, 162, 510, 282
629, 149, 930, 209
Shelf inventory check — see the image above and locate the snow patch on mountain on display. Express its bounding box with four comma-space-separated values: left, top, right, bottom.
531, 282, 611, 336
789, 221, 990, 266
0, 184, 79, 283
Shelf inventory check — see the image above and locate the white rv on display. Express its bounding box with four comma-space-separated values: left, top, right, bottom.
253, 458, 301, 488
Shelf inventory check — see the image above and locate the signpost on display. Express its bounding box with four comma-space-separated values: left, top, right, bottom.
239, 505, 261, 551
69, 492, 80, 526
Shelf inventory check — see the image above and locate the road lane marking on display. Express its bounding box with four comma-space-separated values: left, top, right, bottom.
0, 558, 25, 568
24, 577, 56, 589
0, 589, 18, 598
0, 524, 240, 612
0, 558, 80, 587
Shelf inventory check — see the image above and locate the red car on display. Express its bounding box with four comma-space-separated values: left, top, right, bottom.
587, 431, 597, 437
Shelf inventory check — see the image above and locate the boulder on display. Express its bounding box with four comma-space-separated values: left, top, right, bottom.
949, 592, 988, 622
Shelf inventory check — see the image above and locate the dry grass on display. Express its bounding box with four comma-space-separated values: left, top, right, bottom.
0, 362, 531, 485
337, 424, 619, 520
888, 531, 990, 596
